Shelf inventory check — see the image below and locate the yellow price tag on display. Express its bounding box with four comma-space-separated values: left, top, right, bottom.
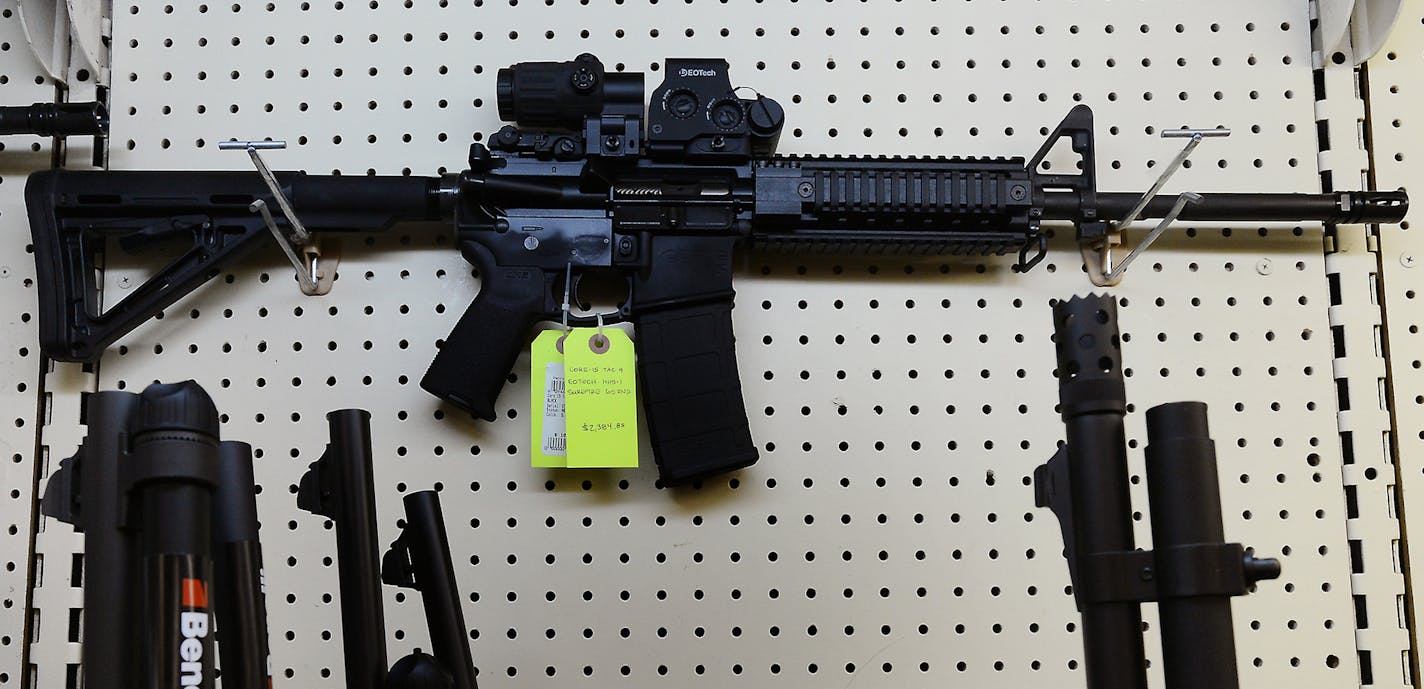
565, 327, 638, 468
529, 330, 567, 468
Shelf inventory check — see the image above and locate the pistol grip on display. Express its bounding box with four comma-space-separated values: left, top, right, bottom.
636, 299, 759, 485
421, 268, 546, 421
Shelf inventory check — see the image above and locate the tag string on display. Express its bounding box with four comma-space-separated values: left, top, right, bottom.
560, 262, 573, 332
561, 263, 619, 341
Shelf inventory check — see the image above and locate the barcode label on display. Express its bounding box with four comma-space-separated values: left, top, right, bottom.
541, 362, 566, 456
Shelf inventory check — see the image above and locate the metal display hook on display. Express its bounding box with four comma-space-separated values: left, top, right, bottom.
219, 139, 338, 295
1084, 127, 1230, 287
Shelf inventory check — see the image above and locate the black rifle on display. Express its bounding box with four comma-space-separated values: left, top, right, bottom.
26, 54, 1408, 484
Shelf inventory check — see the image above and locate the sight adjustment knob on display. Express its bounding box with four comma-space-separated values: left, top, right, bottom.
666, 89, 699, 119
710, 99, 743, 130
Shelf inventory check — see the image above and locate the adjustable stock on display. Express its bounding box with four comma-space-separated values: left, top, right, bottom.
26, 170, 439, 362
26, 170, 272, 361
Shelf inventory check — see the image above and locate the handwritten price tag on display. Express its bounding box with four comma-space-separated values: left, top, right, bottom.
565, 327, 638, 468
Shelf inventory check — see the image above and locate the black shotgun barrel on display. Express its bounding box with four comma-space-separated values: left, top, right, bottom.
1052, 295, 1148, 689
1144, 402, 1280, 689
388, 491, 478, 689
64, 392, 142, 688
297, 409, 389, 689
0, 101, 108, 136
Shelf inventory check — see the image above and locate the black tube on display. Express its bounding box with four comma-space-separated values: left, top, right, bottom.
290, 174, 443, 224
74, 392, 142, 689
401, 491, 477, 689
1144, 402, 1238, 689
1043, 190, 1408, 225
467, 175, 606, 205
130, 381, 221, 689
301, 409, 389, 689
0, 101, 108, 136
1052, 295, 1148, 689
212, 441, 271, 689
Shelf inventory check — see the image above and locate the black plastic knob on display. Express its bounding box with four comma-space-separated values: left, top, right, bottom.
131, 380, 220, 438
1243, 553, 1282, 584
747, 96, 785, 137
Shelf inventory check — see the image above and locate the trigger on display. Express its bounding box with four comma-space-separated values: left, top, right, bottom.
569, 271, 593, 312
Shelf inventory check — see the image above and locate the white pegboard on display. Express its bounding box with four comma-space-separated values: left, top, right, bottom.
17, 1, 1414, 688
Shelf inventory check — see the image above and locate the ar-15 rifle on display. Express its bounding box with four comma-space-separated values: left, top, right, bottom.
26, 53, 1408, 485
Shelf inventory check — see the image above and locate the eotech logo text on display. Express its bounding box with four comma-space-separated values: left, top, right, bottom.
678, 68, 717, 77
178, 578, 209, 688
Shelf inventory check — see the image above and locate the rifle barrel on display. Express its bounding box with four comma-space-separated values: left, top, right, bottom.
1042, 190, 1407, 225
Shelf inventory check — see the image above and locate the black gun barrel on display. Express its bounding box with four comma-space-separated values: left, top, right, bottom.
212, 441, 272, 689
1053, 295, 1148, 689
399, 491, 477, 689
1044, 190, 1408, 225
1143, 402, 1239, 689
72, 392, 143, 689
299, 409, 389, 689
0, 101, 108, 136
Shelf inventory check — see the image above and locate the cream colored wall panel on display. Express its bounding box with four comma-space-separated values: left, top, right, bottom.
13, 2, 1411, 688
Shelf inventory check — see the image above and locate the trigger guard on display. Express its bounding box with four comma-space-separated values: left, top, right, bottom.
555, 269, 635, 327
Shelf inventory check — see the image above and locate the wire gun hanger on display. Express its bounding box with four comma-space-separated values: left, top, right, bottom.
1084, 126, 1231, 287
